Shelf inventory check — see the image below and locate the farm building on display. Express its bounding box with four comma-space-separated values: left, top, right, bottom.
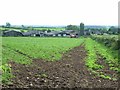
50, 30, 78, 37
54, 31, 68, 37
22, 30, 80, 37
23, 30, 44, 37
89, 29, 102, 35
44, 31, 61, 37
84, 30, 91, 35
2, 30, 23, 37
43, 30, 79, 37
63, 30, 79, 37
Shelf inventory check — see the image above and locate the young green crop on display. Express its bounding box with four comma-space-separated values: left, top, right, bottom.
2, 37, 84, 84
2, 37, 84, 61
92, 40, 118, 71
2, 46, 32, 84
85, 38, 118, 80
85, 38, 103, 70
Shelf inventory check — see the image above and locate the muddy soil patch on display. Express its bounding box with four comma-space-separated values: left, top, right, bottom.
2, 45, 118, 88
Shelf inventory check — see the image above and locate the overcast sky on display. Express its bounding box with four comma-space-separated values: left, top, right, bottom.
0, 0, 119, 26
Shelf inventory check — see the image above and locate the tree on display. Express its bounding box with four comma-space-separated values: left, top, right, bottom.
66, 25, 79, 30
6, 22, 11, 28
80, 23, 84, 36
21, 25, 25, 29
108, 26, 118, 34
118, 28, 120, 34
27, 26, 33, 30
1, 25, 5, 28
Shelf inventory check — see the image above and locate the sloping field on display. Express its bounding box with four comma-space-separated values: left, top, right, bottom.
1, 37, 119, 89
2, 37, 84, 84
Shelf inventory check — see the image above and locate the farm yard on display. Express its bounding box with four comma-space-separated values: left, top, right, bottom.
1, 36, 119, 88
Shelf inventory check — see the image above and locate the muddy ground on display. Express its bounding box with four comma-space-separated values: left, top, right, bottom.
2, 45, 119, 89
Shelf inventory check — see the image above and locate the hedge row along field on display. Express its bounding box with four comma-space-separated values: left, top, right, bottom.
0, 37, 1, 62
91, 35, 120, 50
1, 37, 84, 84
91, 35, 119, 73
85, 38, 118, 80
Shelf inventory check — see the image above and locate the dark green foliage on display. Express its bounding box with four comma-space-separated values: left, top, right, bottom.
21, 25, 26, 30
91, 35, 119, 50
6, 22, 11, 28
66, 25, 79, 30
108, 26, 118, 35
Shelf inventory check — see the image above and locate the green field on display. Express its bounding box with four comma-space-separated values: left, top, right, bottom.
2, 37, 84, 62
1, 36, 118, 84
1, 37, 84, 83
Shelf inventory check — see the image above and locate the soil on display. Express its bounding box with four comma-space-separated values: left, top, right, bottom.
2, 44, 119, 89
96, 54, 118, 79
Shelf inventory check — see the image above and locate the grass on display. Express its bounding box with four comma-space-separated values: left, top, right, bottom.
1, 37, 84, 84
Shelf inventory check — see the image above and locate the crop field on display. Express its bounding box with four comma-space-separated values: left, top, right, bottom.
1, 36, 119, 88
85, 38, 118, 80
2, 37, 84, 83
2, 37, 83, 61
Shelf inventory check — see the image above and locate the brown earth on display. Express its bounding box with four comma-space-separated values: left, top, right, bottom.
96, 54, 118, 80
2, 45, 119, 89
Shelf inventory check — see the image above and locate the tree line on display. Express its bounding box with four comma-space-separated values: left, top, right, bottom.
1, 22, 120, 35
66, 23, 119, 35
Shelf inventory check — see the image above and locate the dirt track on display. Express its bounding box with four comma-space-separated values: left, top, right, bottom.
2, 45, 118, 89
